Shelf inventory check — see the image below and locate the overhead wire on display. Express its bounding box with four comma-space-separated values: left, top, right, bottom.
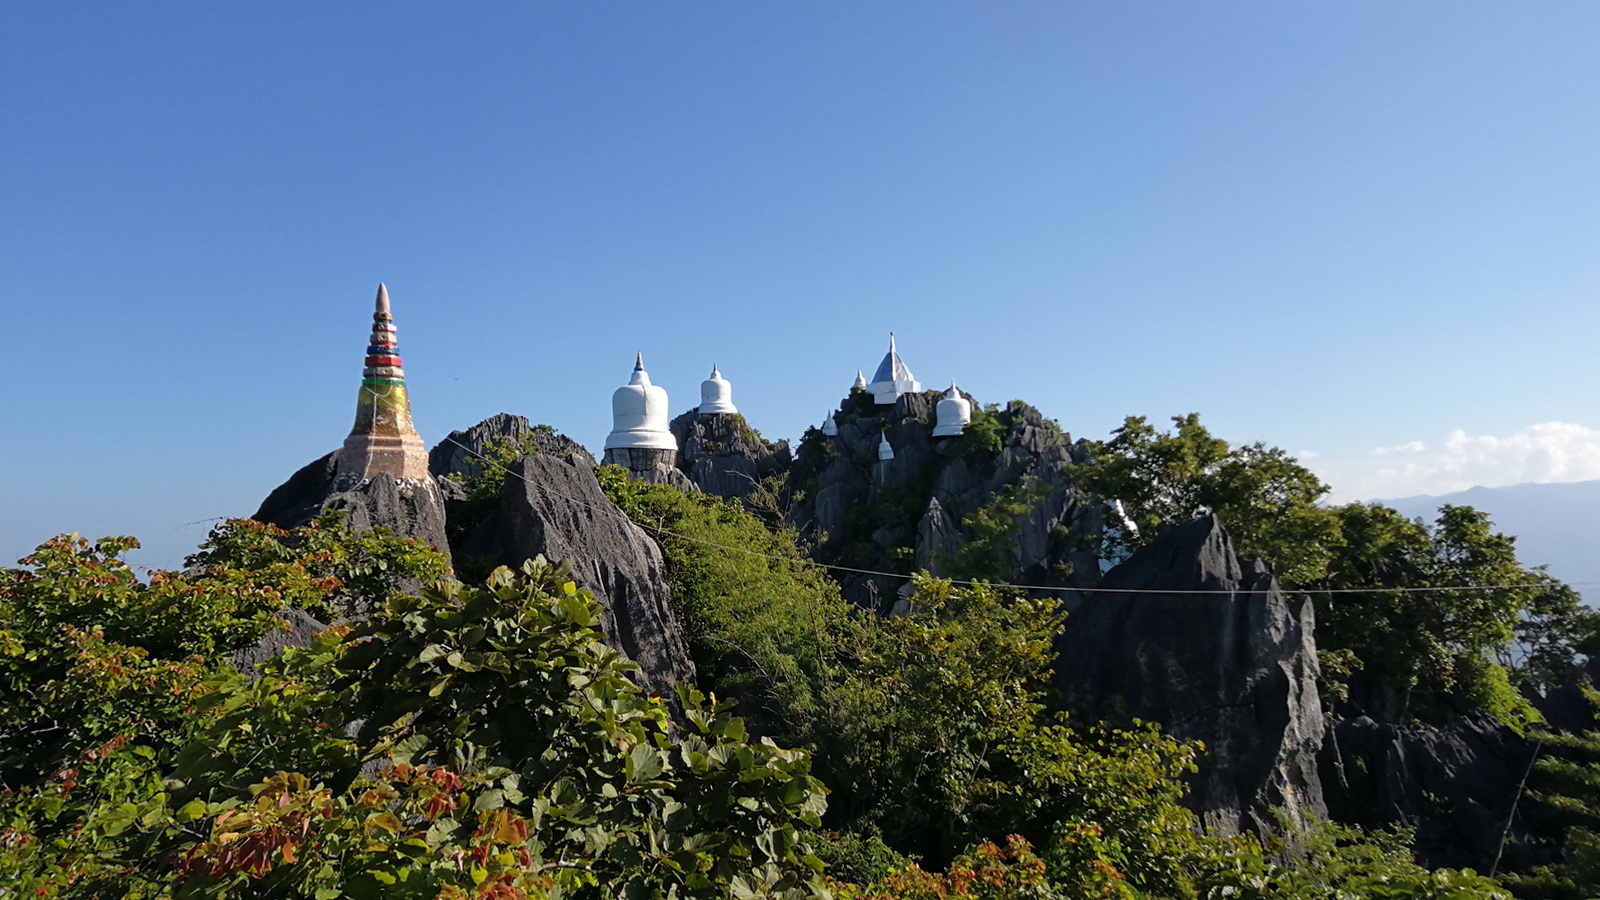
436, 431, 1590, 598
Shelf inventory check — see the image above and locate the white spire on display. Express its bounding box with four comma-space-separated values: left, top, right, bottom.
852, 369, 868, 391
698, 363, 738, 415
821, 409, 838, 436
869, 331, 920, 404
932, 380, 972, 437
605, 353, 677, 452
878, 433, 894, 461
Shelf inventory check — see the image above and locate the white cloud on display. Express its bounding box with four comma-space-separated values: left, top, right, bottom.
1316, 422, 1600, 500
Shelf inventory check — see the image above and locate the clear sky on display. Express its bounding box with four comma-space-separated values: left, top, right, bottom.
4, 2, 1600, 570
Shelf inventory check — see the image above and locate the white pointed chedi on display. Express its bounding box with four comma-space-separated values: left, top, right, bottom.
698, 364, 738, 415
852, 370, 868, 391
932, 381, 972, 437
878, 433, 895, 461
821, 410, 838, 436
605, 352, 678, 452
869, 333, 920, 404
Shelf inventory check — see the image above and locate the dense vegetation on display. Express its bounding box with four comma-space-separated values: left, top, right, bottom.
1, 520, 827, 898
1076, 414, 1600, 728
596, 468, 1518, 898
4, 406, 1599, 896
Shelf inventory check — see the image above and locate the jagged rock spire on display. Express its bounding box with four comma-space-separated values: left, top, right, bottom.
337, 283, 430, 481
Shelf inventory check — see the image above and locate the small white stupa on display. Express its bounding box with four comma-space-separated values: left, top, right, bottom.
698, 364, 737, 415
604, 352, 678, 453
852, 370, 868, 392
932, 381, 972, 437
878, 433, 895, 461
821, 411, 838, 436
869, 333, 920, 404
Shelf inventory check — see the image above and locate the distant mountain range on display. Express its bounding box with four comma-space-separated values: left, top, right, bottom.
1382, 480, 1600, 595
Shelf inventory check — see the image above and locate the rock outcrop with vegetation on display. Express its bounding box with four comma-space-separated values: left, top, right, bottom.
669, 408, 791, 504
1054, 514, 1326, 837
785, 389, 1098, 610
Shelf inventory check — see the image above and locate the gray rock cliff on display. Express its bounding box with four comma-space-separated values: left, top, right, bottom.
1320, 713, 1544, 872
428, 412, 595, 479
1052, 515, 1326, 837
787, 390, 1098, 610
252, 450, 452, 565
669, 409, 791, 505
488, 453, 697, 697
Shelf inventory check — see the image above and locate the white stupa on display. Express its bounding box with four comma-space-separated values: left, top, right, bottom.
604, 352, 678, 452
932, 381, 972, 437
869, 333, 920, 404
852, 370, 868, 392
821, 411, 838, 436
698, 364, 737, 415
878, 433, 895, 461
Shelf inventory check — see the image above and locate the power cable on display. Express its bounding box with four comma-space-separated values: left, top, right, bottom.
436, 432, 1591, 598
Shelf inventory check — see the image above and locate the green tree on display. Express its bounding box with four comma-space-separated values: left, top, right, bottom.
1, 546, 832, 899
598, 466, 851, 739
1075, 414, 1338, 585
1313, 503, 1572, 728
1505, 684, 1600, 900
0, 515, 446, 791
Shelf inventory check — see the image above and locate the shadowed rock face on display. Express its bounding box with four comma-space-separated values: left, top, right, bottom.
253, 451, 451, 566
669, 410, 791, 505
491, 454, 696, 698
1319, 713, 1547, 872
1052, 515, 1325, 837
786, 391, 1099, 611
231, 608, 328, 677
254, 417, 695, 697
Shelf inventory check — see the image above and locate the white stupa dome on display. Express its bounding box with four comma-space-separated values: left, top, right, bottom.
605, 352, 678, 452
869, 333, 920, 404
932, 382, 972, 437
878, 433, 894, 461
821, 410, 838, 436
698, 364, 738, 415
852, 370, 868, 392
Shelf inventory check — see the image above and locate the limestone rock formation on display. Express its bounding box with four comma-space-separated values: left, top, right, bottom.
428, 412, 596, 479
787, 390, 1098, 609
253, 451, 341, 530
252, 450, 452, 564
231, 608, 329, 677
669, 409, 791, 504
1052, 515, 1326, 837
489, 454, 696, 697
1320, 713, 1544, 871
605, 447, 699, 491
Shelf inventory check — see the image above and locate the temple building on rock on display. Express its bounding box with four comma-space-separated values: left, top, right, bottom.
337, 284, 431, 483
868, 333, 920, 404
698, 364, 738, 415
604, 353, 680, 471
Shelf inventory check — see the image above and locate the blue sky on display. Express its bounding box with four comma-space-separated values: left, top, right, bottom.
4, 3, 1600, 570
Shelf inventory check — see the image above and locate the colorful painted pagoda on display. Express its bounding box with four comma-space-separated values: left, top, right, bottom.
336, 284, 430, 482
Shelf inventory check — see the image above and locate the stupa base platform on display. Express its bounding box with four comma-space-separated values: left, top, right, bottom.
337, 432, 431, 482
